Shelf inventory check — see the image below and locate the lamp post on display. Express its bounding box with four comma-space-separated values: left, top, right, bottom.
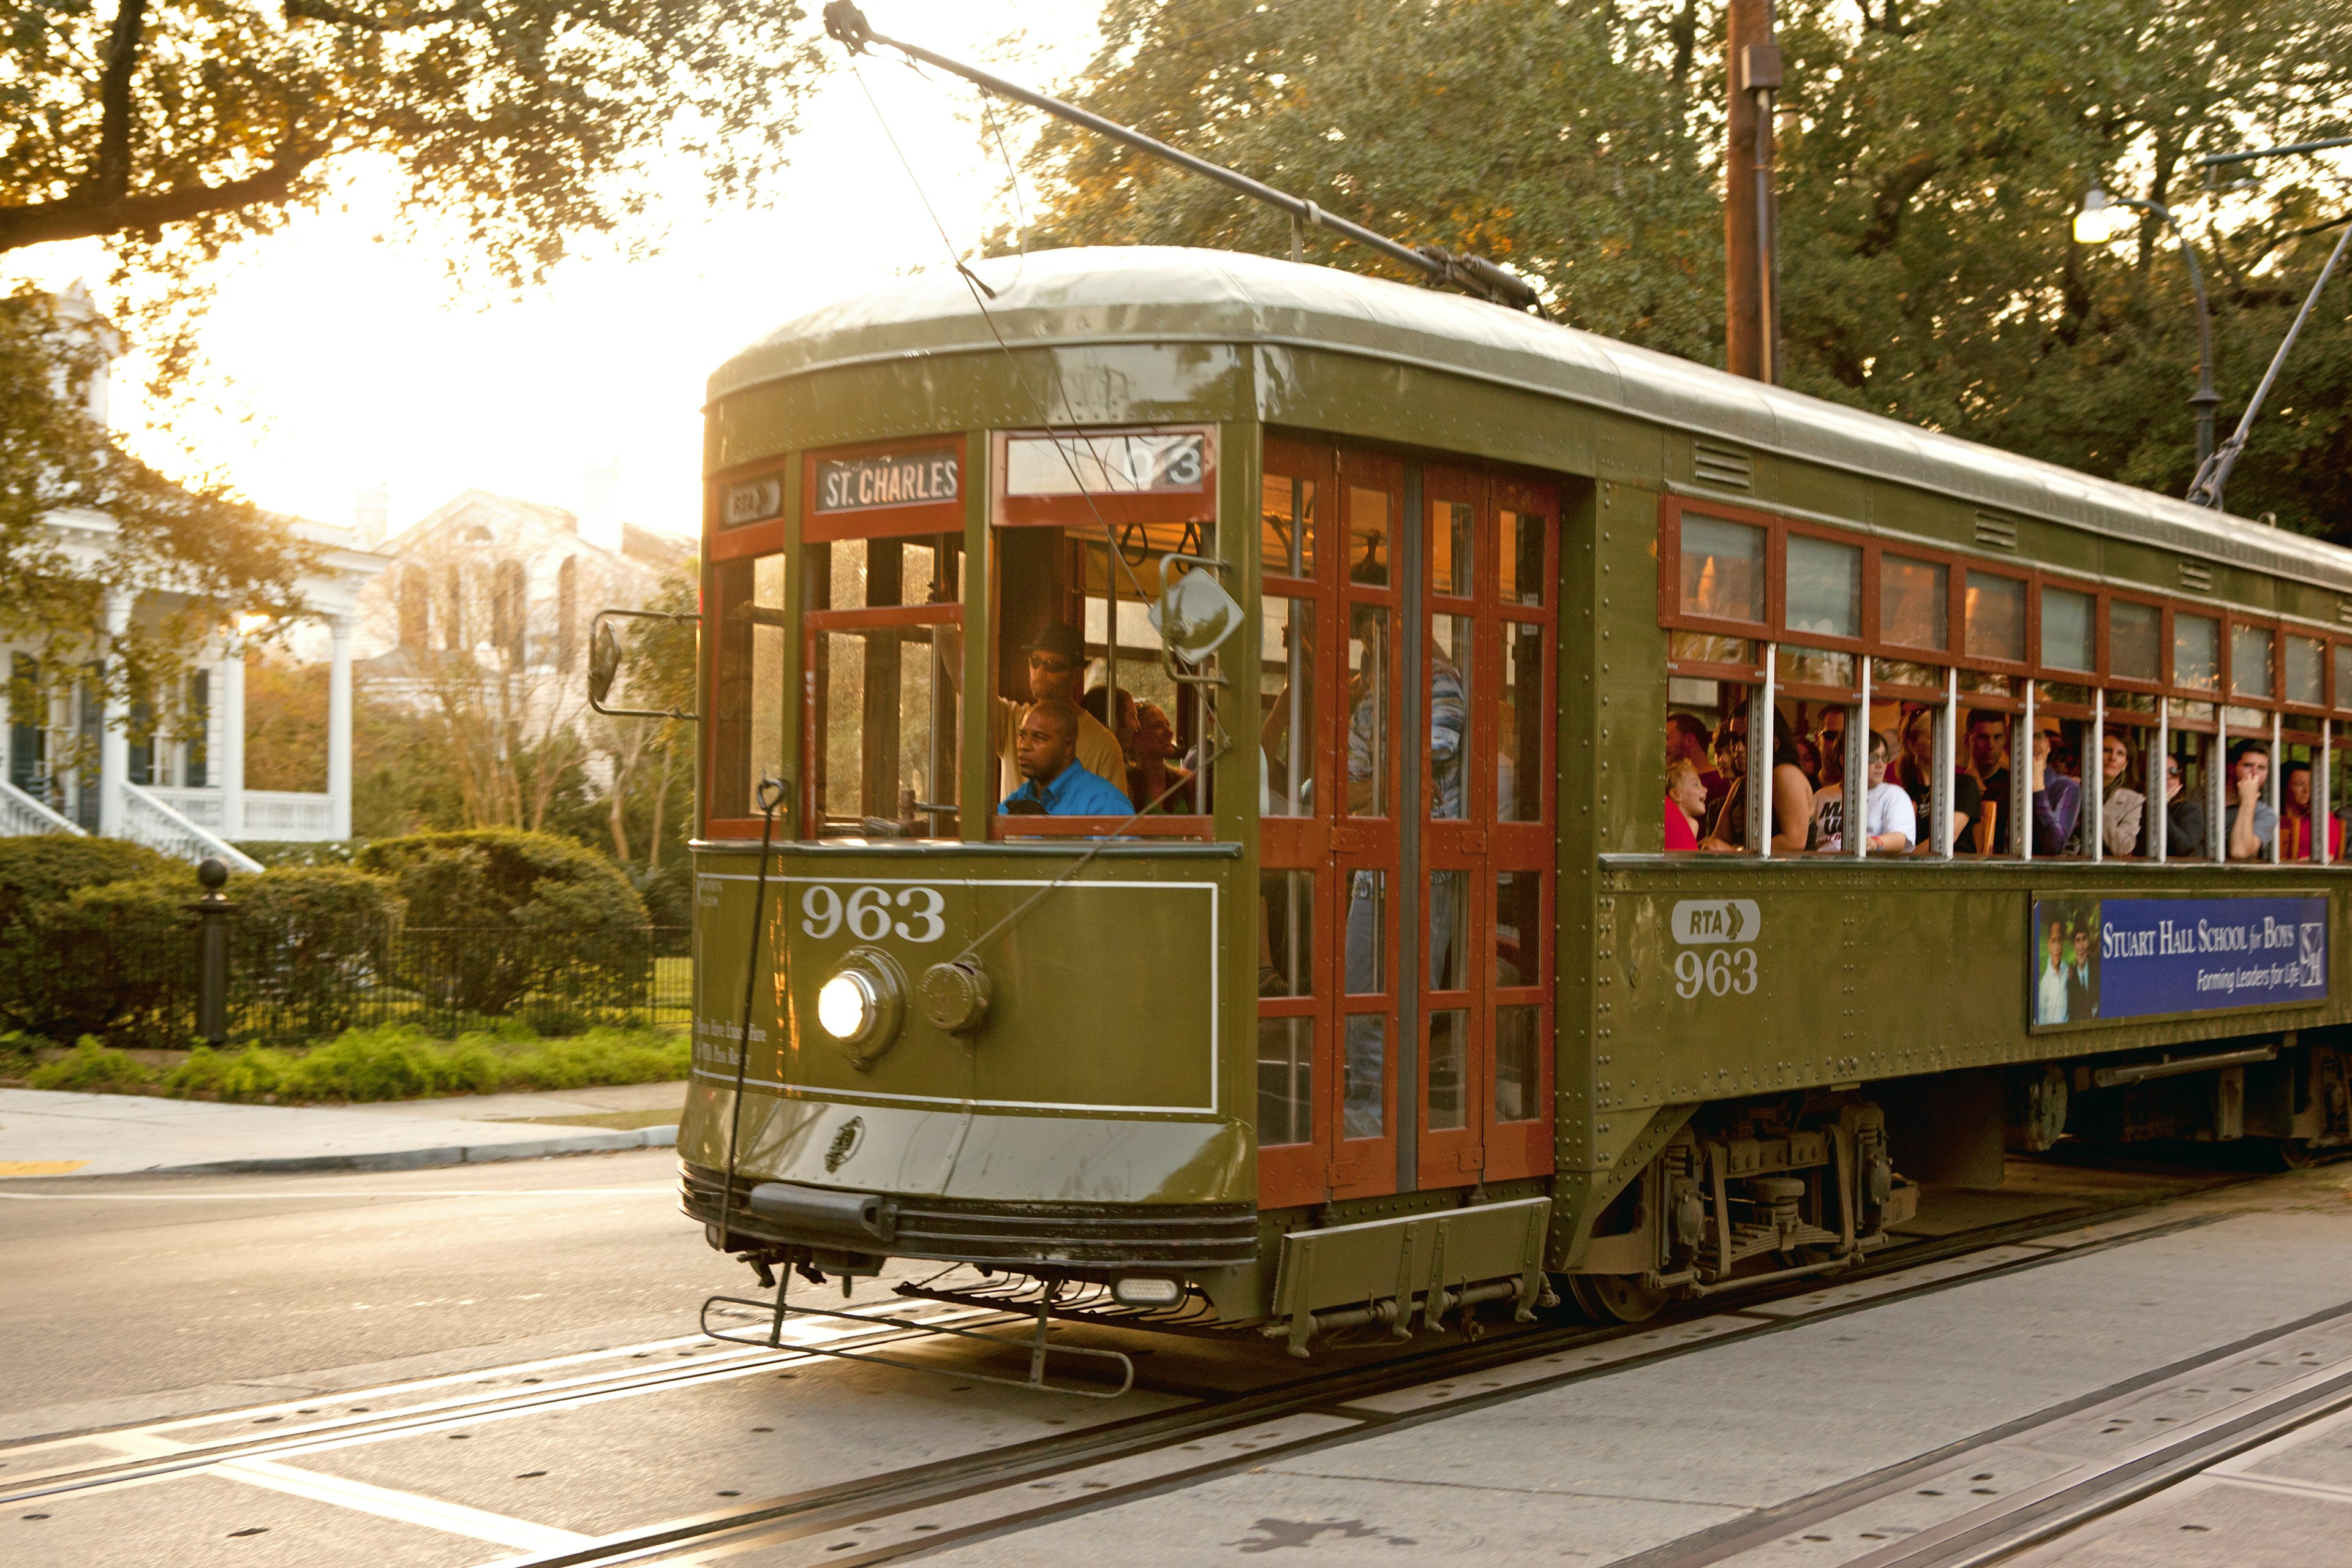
2075, 184, 2220, 475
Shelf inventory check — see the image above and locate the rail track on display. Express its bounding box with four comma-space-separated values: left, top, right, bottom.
0, 1170, 2286, 1567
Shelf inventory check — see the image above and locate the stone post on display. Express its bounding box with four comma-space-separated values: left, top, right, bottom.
98, 589, 132, 837
328, 614, 353, 840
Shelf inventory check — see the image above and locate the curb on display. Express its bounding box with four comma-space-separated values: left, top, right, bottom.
133, 1123, 680, 1178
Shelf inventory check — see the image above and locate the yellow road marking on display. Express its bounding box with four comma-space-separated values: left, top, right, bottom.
0, 1160, 91, 1175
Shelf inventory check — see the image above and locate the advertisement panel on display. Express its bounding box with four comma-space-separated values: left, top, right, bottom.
2030, 895, 2328, 1029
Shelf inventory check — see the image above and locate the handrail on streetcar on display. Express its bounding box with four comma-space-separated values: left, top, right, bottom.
586, 608, 701, 720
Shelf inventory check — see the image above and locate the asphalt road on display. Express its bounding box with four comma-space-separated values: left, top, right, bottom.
0, 1148, 741, 1436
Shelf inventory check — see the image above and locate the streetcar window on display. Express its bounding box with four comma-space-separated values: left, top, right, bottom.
2111, 601, 2162, 682
1961, 710, 2012, 855
1431, 499, 1473, 597
709, 553, 787, 829
1494, 1006, 1542, 1123
1664, 682, 1741, 851
1430, 609, 1471, 820
2280, 750, 2334, 862
1349, 487, 1390, 584
1964, 572, 2026, 663
1261, 596, 1316, 816
1785, 535, 1860, 640
1262, 473, 1314, 579
1499, 621, 1543, 821
2231, 624, 2275, 700
1499, 508, 1545, 607
2029, 713, 2090, 858
1257, 869, 1313, 1147
1678, 516, 1764, 623
2287, 637, 2323, 707
805, 533, 962, 839
2338, 647, 2352, 711
2041, 587, 2094, 673
1496, 870, 1541, 984
1345, 604, 1392, 818
2174, 614, 2220, 692
2163, 725, 2214, 859
2097, 721, 2150, 858
1880, 556, 1948, 650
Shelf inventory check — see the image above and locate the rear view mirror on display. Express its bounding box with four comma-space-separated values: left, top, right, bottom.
1148, 563, 1243, 667
589, 622, 622, 707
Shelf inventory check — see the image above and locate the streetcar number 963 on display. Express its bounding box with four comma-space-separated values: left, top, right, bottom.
799, 884, 946, 943
1674, 948, 1757, 998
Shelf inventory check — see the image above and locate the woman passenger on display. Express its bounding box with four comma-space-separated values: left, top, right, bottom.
2100, 731, 2146, 857
2280, 760, 2342, 861
1704, 709, 1814, 852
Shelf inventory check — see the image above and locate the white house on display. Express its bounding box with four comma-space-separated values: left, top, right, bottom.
0, 289, 389, 869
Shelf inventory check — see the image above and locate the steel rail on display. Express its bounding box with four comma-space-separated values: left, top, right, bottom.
0, 1302, 1014, 1508
466, 1190, 2252, 1568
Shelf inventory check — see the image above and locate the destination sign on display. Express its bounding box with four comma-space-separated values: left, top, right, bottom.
1005, 431, 1207, 497
2030, 894, 2327, 1028
813, 448, 960, 514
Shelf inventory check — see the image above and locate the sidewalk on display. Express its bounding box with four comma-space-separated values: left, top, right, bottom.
0, 1080, 688, 1179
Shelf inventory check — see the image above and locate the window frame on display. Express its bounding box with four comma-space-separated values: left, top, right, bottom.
990, 424, 1218, 535
803, 434, 966, 545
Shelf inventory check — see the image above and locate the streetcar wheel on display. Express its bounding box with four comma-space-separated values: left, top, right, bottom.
1569, 1273, 1668, 1324
2275, 1137, 2317, 1170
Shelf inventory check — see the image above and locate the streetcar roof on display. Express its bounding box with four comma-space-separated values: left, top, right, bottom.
712, 245, 2352, 594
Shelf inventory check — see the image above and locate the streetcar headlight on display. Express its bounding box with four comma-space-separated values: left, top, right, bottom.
818, 971, 878, 1044
818, 948, 908, 1069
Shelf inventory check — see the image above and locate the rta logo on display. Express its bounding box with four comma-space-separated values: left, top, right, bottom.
825, 1116, 865, 1174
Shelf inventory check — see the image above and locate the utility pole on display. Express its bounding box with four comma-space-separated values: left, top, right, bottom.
1724, 0, 1782, 382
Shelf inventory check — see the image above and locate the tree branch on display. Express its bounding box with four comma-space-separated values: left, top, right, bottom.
95, 0, 150, 203
283, 0, 472, 32
1855, 153, 1939, 257
0, 146, 320, 254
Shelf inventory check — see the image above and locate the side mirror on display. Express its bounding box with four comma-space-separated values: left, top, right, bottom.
588, 621, 622, 707
1148, 559, 1243, 667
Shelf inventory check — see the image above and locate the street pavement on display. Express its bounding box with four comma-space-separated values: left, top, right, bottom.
0, 1080, 687, 1178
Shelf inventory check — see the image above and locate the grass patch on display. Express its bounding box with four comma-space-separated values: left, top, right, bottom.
156, 1023, 689, 1105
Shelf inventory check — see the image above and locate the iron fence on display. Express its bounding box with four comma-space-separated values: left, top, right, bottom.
2, 919, 692, 1046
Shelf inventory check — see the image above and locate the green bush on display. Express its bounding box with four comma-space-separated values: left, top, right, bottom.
159, 1023, 685, 1102
15, 876, 192, 1041
226, 866, 404, 1042
28, 1036, 156, 1093
233, 840, 361, 869
0, 837, 176, 930
353, 830, 649, 1014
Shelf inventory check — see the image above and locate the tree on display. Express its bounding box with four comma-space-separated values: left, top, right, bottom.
1011, 0, 2352, 538
2, 0, 824, 283
582, 565, 697, 868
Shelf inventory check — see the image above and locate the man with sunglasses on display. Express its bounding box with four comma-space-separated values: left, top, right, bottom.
944, 619, 1129, 805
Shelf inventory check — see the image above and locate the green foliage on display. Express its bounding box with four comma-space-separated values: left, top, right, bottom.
0, 835, 175, 929
28, 1036, 156, 1093
353, 829, 649, 1014
353, 829, 646, 929
1022, 0, 2352, 537
13, 875, 192, 1041
159, 1025, 687, 1104
233, 840, 361, 869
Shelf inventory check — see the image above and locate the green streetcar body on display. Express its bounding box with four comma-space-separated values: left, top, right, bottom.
678, 247, 2352, 1336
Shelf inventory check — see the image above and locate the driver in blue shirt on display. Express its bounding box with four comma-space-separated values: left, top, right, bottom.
998, 701, 1133, 816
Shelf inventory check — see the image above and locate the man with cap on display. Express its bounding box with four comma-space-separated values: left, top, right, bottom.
981, 622, 1128, 805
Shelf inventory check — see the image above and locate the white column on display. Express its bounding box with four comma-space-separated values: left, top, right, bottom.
221, 641, 247, 839
98, 590, 132, 837
328, 614, 353, 840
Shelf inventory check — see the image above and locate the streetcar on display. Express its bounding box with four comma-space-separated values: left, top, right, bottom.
627, 243, 2352, 1354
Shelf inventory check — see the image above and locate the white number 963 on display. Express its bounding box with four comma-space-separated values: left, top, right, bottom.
798, 884, 946, 944
1674, 947, 1757, 998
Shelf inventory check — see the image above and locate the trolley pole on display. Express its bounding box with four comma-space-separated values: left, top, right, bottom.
1724, 0, 1782, 382
191, 857, 232, 1047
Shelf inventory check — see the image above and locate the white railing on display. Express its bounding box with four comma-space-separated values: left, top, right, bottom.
1, 778, 85, 838
122, 782, 263, 872
243, 790, 336, 840
145, 785, 225, 830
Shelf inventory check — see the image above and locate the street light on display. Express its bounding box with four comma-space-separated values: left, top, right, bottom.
2073, 183, 2221, 472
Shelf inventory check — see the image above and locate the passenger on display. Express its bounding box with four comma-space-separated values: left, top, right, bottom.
1891, 706, 1976, 851
997, 701, 1134, 816
1666, 712, 1725, 811
2026, 715, 2083, 855
1965, 710, 2009, 854
2281, 760, 2344, 861
1700, 712, 1750, 846
1129, 699, 1196, 810
2035, 918, 2070, 1025
945, 621, 1128, 801
1812, 708, 1847, 790
1079, 684, 1140, 763
1700, 708, 1812, 851
2100, 731, 2146, 857
2225, 739, 2277, 861
2163, 752, 2207, 858
1665, 758, 1706, 850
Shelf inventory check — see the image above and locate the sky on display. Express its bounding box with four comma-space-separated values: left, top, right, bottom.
18, 2, 1103, 545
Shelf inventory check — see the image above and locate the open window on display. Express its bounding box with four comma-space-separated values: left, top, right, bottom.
985, 427, 1220, 838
